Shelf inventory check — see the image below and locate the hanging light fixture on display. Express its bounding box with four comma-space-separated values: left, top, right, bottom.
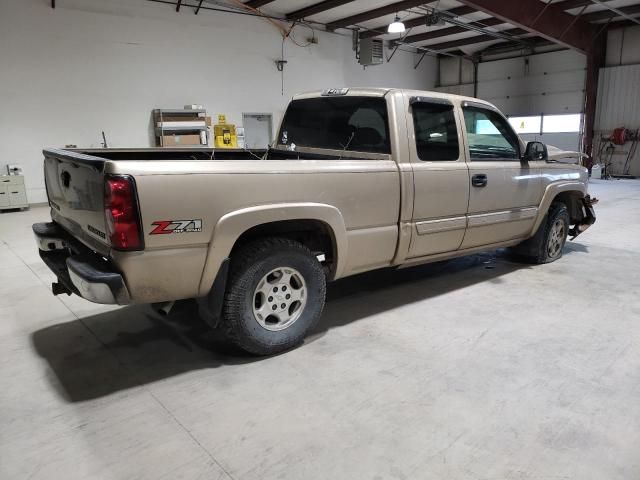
387, 14, 405, 34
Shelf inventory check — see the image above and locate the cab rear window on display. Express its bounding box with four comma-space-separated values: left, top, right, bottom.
278, 97, 391, 154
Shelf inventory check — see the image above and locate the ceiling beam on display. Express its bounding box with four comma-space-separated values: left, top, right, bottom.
244, 0, 277, 8
555, 0, 608, 10
608, 18, 640, 29
583, 4, 640, 22
413, 27, 527, 51
478, 37, 556, 55
455, 0, 599, 53
285, 0, 358, 20
359, 5, 475, 39
388, 17, 504, 45
589, 0, 640, 26
327, 0, 447, 31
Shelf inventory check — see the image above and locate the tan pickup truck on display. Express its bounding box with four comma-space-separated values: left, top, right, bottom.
34, 88, 596, 354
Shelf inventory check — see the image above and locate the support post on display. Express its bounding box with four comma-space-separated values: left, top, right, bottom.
473, 59, 479, 97
582, 37, 607, 168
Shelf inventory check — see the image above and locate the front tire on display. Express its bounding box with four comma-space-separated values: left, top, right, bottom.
221, 238, 326, 355
513, 203, 570, 264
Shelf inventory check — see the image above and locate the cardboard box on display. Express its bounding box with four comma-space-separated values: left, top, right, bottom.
160, 134, 202, 146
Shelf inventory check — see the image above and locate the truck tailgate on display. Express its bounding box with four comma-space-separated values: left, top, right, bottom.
43, 148, 110, 255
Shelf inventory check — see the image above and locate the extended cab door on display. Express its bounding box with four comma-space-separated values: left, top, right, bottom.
407, 96, 470, 258
460, 102, 542, 248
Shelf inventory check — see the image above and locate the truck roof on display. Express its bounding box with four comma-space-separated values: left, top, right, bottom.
292, 87, 495, 109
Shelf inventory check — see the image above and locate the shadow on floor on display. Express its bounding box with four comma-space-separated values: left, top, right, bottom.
564, 240, 590, 254
30, 246, 586, 402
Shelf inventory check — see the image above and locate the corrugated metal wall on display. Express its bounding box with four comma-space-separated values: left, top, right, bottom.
595, 65, 640, 130
594, 64, 640, 176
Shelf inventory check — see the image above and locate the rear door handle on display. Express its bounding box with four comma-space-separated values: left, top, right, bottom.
472, 174, 487, 187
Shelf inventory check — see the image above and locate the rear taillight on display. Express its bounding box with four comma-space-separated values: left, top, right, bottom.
104, 175, 143, 251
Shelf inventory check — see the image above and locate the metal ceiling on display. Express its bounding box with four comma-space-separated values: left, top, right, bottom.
224, 0, 640, 56
140, 0, 640, 58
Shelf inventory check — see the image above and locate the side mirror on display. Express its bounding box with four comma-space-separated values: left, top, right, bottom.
523, 141, 548, 161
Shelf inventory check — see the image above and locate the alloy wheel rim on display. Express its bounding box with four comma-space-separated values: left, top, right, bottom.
252, 267, 307, 331
548, 219, 565, 258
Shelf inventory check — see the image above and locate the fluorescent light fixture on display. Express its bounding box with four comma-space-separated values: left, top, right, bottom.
388, 15, 405, 34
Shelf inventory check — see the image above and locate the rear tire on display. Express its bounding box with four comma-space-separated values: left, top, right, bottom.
221, 237, 326, 355
512, 203, 570, 264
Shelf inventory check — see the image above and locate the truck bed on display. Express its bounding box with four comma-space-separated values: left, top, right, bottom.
42, 146, 401, 303
61, 147, 384, 161
66, 147, 268, 161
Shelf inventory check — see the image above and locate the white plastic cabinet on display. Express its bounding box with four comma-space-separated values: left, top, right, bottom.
0, 175, 28, 210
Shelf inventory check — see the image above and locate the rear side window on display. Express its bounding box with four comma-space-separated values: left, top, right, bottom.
412, 103, 459, 161
463, 106, 520, 160
279, 97, 390, 154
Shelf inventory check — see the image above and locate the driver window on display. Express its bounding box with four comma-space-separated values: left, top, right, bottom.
462, 106, 519, 160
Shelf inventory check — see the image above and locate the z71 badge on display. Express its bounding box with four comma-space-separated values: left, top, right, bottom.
150, 219, 202, 235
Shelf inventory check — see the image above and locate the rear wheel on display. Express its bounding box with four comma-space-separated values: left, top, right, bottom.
221, 238, 326, 355
512, 203, 570, 264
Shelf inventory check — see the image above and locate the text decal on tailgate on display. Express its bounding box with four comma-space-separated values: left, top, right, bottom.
150, 219, 202, 235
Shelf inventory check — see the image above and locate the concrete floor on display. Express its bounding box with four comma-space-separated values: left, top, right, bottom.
1, 179, 639, 480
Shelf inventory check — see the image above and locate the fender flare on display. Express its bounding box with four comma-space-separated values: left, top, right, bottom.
197, 203, 348, 296
529, 181, 587, 236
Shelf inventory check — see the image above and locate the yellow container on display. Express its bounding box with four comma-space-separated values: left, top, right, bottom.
213, 116, 238, 148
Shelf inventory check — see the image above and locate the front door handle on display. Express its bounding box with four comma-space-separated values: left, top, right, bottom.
472, 174, 487, 187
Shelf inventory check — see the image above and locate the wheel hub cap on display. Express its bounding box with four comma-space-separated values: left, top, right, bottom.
252, 267, 307, 331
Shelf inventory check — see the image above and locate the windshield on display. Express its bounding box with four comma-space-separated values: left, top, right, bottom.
278, 97, 391, 154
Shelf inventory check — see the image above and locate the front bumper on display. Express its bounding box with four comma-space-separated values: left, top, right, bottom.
33, 222, 130, 305
569, 195, 597, 240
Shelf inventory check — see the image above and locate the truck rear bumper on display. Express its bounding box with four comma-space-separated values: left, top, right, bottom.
33, 222, 130, 305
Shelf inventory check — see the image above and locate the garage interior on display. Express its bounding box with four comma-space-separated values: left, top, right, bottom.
1, 0, 640, 479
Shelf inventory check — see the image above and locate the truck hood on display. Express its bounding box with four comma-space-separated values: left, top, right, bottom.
546, 145, 585, 164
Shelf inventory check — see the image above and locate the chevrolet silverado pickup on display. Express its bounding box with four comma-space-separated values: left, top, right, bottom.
34, 88, 596, 355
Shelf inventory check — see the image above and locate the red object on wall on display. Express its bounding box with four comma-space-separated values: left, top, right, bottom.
612, 127, 627, 145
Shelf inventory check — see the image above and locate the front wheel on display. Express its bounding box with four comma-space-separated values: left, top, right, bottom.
221, 238, 326, 355
512, 203, 570, 264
